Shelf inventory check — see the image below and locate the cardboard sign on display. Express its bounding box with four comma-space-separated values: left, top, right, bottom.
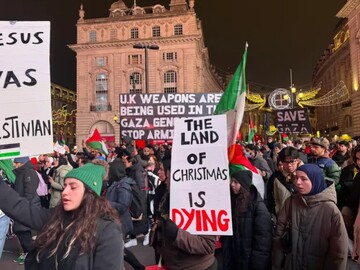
275, 108, 312, 134
119, 93, 222, 140
0, 21, 53, 159
170, 115, 233, 235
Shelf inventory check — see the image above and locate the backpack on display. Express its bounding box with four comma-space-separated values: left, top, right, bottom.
106, 177, 144, 221
36, 171, 48, 196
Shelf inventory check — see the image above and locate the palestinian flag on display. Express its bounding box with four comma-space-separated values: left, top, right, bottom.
247, 114, 256, 144
0, 159, 16, 184
229, 144, 264, 198
214, 43, 248, 161
85, 128, 109, 156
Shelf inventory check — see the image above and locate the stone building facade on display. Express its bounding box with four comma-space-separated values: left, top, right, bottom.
311, 20, 355, 138
69, 0, 223, 146
337, 0, 360, 138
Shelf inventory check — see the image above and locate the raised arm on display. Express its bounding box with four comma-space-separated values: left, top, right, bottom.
0, 180, 51, 231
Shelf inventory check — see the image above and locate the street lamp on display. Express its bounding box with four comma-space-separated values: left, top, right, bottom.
289, 68, 296, 109
113, 114, 120, 124
133, 44, 159, 94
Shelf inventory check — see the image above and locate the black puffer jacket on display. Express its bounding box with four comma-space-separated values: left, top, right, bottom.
221, 185, 273, 270
13, 161, 40, 232
13, 161, 39, 201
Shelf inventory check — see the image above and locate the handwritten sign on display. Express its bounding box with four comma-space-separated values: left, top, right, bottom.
0, 21, 53, 159
275, 108, 312, 134
119, 93, 222, 140
170, 115, 233, 235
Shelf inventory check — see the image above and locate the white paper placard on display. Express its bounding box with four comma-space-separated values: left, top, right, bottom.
170, 115, 233, 235
0, 21, 53, 159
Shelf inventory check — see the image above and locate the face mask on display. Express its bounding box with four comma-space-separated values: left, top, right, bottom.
148, 161, 154, 166
245, 152, 252, 158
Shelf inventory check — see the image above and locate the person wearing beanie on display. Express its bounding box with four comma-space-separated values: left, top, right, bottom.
221, 170, 272, 270
0, 162, 124, 270
272, 164, 348, 270
12, 156, 39, 264
308, 137, 341, 188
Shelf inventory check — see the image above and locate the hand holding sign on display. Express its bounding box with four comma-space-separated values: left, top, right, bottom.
170, 115, 232, 235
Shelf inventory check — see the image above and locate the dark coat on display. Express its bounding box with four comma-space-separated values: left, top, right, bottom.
13, 161, 39, 202
126, 163, 148, 236
106, 177, 134, 237
221, 186, 273, 270
13, 161, 40, 232
338, 164, 356, 209
332, 151, 350, 167
0, 180, 123, 270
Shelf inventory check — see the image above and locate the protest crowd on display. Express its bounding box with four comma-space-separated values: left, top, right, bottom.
0, 132, 359, 270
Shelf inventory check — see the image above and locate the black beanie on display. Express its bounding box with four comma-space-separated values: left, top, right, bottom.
231, 170, 253, 192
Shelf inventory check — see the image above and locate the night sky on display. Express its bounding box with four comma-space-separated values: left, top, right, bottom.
1, 0, 347, 91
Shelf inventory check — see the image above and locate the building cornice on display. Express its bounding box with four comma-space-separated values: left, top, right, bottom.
77, 11, 194, 25
68, 36, 201, 52
337, 0, 360, 18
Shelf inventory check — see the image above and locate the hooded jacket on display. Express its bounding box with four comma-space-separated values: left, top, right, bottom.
307, 155, 341, 185
49, 164, 72, 208
272, 182, 348, 270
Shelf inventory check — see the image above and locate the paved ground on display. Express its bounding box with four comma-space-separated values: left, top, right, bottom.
1, 236, 359, 269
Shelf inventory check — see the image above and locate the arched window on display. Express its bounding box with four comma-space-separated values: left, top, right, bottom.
164, 70, 177, 93
95, 73, 108, 110
129, 72, 142, 93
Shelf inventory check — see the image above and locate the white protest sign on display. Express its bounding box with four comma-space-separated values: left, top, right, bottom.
0, 21, 53, 159
170, 115, 233, 235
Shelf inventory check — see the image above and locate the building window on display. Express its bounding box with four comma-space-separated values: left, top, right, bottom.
129, 72, 142, 93
163, 52, 177, 62
131, 27, 139, 39
110, 29, 117, 40
174, 24, 183, 36
95, 57, 107, 66
128, 54, 143, 65
95, 73, 108, 106
152, 26, 161, 37
89, 31, 97, 42
164, 70, 177, 93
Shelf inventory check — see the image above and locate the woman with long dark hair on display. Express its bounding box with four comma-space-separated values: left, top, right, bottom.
0, 162, 123, 270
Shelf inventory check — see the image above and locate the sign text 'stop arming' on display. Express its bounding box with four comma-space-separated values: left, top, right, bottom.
119, 93, 222, 140
0, 21, 53, 159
